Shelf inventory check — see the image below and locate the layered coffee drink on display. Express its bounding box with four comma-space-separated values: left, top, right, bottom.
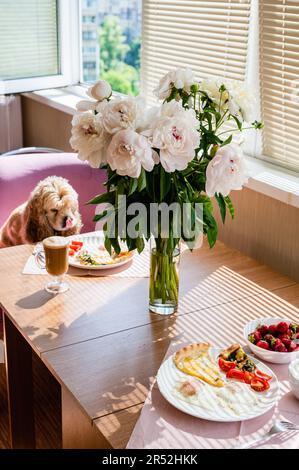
43, 236, 69, 276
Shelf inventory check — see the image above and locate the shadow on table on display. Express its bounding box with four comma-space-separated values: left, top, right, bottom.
16, 290, 54, 309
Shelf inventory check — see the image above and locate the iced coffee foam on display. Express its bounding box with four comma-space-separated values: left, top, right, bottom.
43, 236, 69, 249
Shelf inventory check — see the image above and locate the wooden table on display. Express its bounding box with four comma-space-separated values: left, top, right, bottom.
0, 241, 298, 449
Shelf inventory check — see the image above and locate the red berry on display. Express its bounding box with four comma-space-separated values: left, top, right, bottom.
253, 331, 262, 342
268, 324, 277, 335
264, 334, 275, 343
274, 343, 287, 352
288, 341, 297, 352
276, 322, 288, 334
258, 325, 269, 336
296, 333, 299, 340
270, 338, 282, 351
286, 329, 293, 337
287, 341, 297, 352
281, 337, 292, 348
256, 340, 270, 350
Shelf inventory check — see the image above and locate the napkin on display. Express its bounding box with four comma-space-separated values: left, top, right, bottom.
22, 243, 150, 278
127, 344, 299, 449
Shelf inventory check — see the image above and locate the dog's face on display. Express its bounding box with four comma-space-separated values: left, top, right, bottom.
31, 177, 80, 232
45, 194, 79, 232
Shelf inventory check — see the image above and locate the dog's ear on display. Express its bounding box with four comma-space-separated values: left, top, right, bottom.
25, 195, 52, 242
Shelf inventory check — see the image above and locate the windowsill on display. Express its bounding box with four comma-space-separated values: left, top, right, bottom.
23, 86, 299, 209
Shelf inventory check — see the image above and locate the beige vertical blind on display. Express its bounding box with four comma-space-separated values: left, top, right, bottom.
141, 0, 251, 101
0, 0, 59, 81
260, 1, 299, 171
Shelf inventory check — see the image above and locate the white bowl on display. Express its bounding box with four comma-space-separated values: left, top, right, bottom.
243, 317, 299, 364
289, 359, 299, 400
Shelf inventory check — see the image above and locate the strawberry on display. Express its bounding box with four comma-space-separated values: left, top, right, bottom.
274, 343, 287, 352
287, 341, 297, 352
296, 333, 299, 340
264, 334, 276, 347
258, 325, 269, 336
271, 338, 282, 351
280, 337, 292, 348
276, 322, 289, 334
253, 331, 262, 342
256, 340, 270, 350
268, 324, 277, 335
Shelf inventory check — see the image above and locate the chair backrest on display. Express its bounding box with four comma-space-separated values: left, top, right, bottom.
2, 147, 64, 156
0, 152, 106, 233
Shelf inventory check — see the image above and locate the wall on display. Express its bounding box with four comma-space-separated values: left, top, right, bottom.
21, 97, 299, 281
21, 96, 73, 152
214, 187, 299, 282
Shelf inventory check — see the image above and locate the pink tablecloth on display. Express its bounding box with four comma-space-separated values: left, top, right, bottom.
127, 341, 299, 449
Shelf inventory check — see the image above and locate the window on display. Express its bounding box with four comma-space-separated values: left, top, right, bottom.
259, 0, 299, 171
0, 0, 80, 94
140, 0, 299, 173
141, 0, 251, 101
81, 0, 142, 93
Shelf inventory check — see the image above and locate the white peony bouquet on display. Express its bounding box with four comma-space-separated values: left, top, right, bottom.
70, 68, 262, 249
70, 68, 262, 313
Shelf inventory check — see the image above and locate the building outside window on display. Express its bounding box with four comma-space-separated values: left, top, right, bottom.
81, 0, 142, 93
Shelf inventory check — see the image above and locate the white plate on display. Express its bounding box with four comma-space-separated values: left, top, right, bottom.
68, 234, 134, 270
157, 347, 279, 422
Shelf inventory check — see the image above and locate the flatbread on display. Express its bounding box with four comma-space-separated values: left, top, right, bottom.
173, 343, 224, 388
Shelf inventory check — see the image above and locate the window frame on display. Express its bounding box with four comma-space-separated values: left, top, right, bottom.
0, 0, 81, 95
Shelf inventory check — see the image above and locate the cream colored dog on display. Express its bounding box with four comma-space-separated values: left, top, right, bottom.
0, 176, 82, 248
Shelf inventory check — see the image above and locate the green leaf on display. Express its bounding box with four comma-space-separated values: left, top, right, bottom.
86, 191, 114, 205
203, 204, 218, 248
104, 236, 112, 255
137, 168, 147, 192
160, 167, 172, 201
232, 115, 242, 131
110, 238, 121, 255
221, 134, 233, 146
224, 196, 235, 219
206, 219, 218, 248
135, 236, 145, 254
215, 194, 226, 224
128, 177, 138, 196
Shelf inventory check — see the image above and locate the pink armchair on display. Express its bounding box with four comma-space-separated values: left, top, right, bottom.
0, 153, 106, 233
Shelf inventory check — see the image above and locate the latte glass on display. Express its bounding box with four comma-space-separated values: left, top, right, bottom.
37, 236, 70, 293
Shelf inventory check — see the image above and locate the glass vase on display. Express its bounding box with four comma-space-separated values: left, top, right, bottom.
149, 238, 180, 315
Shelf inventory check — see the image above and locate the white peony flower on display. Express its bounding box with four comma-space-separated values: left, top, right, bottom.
70, 112, 111, 168
154, 68, 196, 100
225, 80, 256, 123
106, 129, 156, 178
200, 77, 228, 108
150, 101, 200, 172
205, 144, 248, 197
87, 80, 112, 101
98, 96, 142, 134
200, 77, 256, 123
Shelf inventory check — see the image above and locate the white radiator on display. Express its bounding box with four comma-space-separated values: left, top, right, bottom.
0, 94, 23, 154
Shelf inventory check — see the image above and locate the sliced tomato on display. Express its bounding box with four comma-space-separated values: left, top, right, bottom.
71, 240, 83, 247
218, 357, 237, 373
255, 370, 272, 381
244, 371, 255, 384
69, 249, 75, 256
70, 244, 80, 252
226, 368, 246, 382
250, 377, 270, 392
